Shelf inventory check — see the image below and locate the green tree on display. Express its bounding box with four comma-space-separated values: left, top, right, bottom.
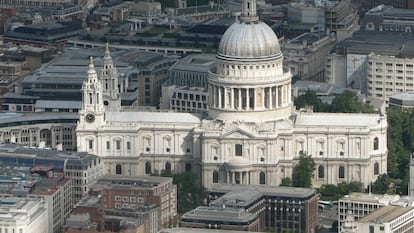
294, 90, 326, 112
347, 181, 365, 193
293, 152, 316, 188
318, 181, 365, 201
386, 107, 414, 194
280, 177, 292, 187
160, 171, 206, 214
319, 184, 341, 201
371, 174, 390, 194
329, 90, 361, 113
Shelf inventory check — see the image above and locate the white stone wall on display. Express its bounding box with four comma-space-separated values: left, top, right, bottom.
0, 198, 48, 233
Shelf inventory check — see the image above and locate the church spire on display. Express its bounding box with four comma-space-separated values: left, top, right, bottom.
240, 0, 258, 22
88, 56, 98, 79
104, 42, 111, 60
99, 43, 120, 111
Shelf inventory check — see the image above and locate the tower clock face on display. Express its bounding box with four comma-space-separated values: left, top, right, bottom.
85, 113, 95, 123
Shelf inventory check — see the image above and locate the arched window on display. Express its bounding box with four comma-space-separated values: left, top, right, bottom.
338, 165, 345, 179
165, 162, 171, 172
259, 172, 266, 184
373, 137, 379, 150
374, 162, 379, 175
145, 162, 152, 174
185, 163, 192, 172
213, 171, 219, 183
115, 164, 122, 174
318, 165, 324, 179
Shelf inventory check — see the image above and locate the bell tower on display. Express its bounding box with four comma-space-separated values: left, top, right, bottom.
79, 57, 105, 127
100, 43, 121, 112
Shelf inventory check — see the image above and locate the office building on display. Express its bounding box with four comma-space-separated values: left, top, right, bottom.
325, 30, 414, 94
180, 184, 318, 233
161, 53, 216, 113
367, 54, 414, 101
324, 0, 359, 41
3, 22, 84, 47
357, 206, 414, 233
90, 175, 176, 227
0, 143, 104, 203
283, 32, 336, 81
0, 197, 48, 233
337, 192, 414, 233
361, 5, 414, 33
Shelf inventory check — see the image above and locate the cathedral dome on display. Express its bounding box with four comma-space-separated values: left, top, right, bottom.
217, 21, 281, 60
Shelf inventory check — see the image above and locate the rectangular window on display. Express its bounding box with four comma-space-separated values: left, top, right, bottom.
235, 144, 243, 156
127, 141, 131, 150
106, 141, 110, 150
369, 226, 374, 233
115, 196, 121, 201
116, 141, 121, 150
88, 140, 93, 150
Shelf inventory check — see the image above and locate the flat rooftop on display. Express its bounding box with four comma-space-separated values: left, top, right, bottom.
160, 228, 266, 233
210, 183, 315, 199
389, 92, 414, 106
358, 206, 414, 223
336, 30, 414, 57
171, 53, 216, 73
294, 112, 382, 127
95, 175, 172, 189
339, 192, 400, 204
0, 142, 100, 170
181, 206, 257, 223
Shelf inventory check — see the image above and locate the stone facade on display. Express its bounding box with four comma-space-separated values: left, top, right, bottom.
77, 0, 388, 189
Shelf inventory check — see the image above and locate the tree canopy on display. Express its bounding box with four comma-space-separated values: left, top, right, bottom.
384, 107, 414, 195
294, 90, 375, 113
293, 152, 316, 188
319, 181, 364, 201
159, 171, 206, 214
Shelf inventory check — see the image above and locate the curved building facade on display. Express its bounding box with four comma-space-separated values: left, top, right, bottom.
76, 0, 387, 191
208, 1, 291, 122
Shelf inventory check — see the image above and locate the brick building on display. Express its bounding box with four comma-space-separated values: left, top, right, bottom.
70, 175, 176, 232
90, 175, 176, 227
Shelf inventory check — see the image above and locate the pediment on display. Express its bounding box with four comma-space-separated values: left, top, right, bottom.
220, 127, 256, 139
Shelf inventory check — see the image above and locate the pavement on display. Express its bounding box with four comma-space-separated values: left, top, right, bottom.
319, 205, 338, 229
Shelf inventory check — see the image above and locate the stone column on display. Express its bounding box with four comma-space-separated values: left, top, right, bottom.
269, 87, 273, 109
218, 87, 222, 108
275, 86, 279, 108
253, 88, 256, 110
246, 88, 250, 110
212, 85, 217, 107
248, 171, 251, 184
230, 88, 234, 109
238, 88, 242, 109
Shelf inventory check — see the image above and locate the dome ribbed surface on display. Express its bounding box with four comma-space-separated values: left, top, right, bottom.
218, 21, 281, 59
